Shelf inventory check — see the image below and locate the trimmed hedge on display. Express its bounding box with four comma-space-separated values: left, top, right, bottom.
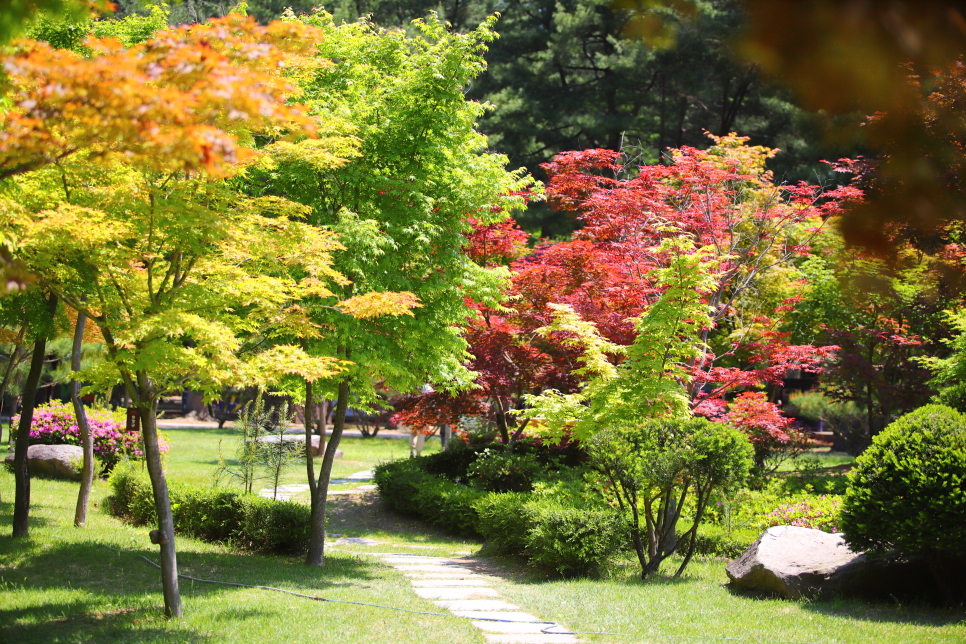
419, 436, 588, 485
523, 500, 627, 576
474, 492, 531, 554
375, 458, 626, 576
372, 458, 486, 535
108, 464, 311, 554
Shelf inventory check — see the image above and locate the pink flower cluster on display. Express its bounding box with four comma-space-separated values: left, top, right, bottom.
762, 495, 842, 533
13, 401, 166, 471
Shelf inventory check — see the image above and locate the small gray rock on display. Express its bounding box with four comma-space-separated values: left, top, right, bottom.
4, 444, 84, 481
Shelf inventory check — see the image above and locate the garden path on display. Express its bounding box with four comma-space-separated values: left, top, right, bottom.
373, 552, 581, 644
257, 470, 375, 500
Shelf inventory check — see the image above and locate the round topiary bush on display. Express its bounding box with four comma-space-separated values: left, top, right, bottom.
841, 404, 966, 557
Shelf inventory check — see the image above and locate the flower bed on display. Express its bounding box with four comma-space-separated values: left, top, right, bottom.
13, 401, 163, 471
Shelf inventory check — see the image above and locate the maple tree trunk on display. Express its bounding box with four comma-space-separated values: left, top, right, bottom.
493, 396, 510, 443
13, 292, 57, 538
136, 375, 182, 618
0, 326, 26, 446
304, 379, 316, 498
72, 310, 94, 528
317, 399, 328, 453
306, 376, 349, 566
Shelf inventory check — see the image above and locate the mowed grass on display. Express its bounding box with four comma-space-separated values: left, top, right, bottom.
0, 425, 478, 644
3, 423, 965, 644
488, 558, 966, 644
158, 423, 441, 491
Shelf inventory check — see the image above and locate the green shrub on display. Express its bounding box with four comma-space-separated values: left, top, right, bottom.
933, 383, 966, 414
474, 492, 532, 554
238, 499, 312, 554
373, 459, 485, 535
421, 441, 481, 483
419, 436, 588, 484
373, 459, 426, 515
524, 500, 628, 577
377, 458, 629, 576
590, 417, 753, 577
686, 524, 759, 558
468, 448, 545, 492
841, 405, 966, 556
705, 476, 845, 539
758, 494, 842, 533
108, 463, 311, 554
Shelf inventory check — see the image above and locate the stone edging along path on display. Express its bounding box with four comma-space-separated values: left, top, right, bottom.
374, 553, 581, 644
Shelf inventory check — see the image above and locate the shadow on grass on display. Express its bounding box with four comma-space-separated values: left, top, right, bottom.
0, 512, 53, 531
725, 586, 966, 627
800, 598, 966, 628
0, 538, 383, 601
0, 602, 210, 644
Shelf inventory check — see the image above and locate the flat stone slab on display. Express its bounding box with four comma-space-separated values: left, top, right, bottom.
382, 556, 455, 564
393, 565, 477, 574
257, 490, 291, 501
346, 470, 374, 480
414, 587, 500, 600
482, 635, 578, 644
434, 600, 521, 611
335, 537, 383, 545
411, 579, 491, 587
396, 544, 436, 549
328, 489, 369, 495
405, 572, 485, 580
356, 484, 378, 490
454, 612, 542, 622
473, 621, 562, 634
271, 484, 311, 493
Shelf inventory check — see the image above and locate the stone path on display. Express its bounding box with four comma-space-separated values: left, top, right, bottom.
374, 553, 581, 644
258, 470, 375, 501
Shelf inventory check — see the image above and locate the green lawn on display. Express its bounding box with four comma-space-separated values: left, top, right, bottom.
2, 426, 964, 644
158, 423, 441, 493
489, 558, 966, 644
0, 425, 478, 644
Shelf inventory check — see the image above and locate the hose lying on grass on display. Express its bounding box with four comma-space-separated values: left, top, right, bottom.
99, 542, 825, 643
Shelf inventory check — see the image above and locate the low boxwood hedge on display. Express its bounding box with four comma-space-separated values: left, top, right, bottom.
375, 458, 627, 576
108, 463, 311, 554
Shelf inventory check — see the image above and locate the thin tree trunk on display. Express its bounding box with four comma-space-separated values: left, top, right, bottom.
316, 399, 327, 455
72, 310, 94, 528
0, 326, 26, 445
13, 292, 57, 538
305, 376, 350, 566
674, 490, 707, 577
493, 396, 510, 443
136, 376, 182, 618
305, 379, 316, 498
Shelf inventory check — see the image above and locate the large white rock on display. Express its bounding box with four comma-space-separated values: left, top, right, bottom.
725, 525, 859, 599
726, 525, 966, 602
4, 444, 83, 480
